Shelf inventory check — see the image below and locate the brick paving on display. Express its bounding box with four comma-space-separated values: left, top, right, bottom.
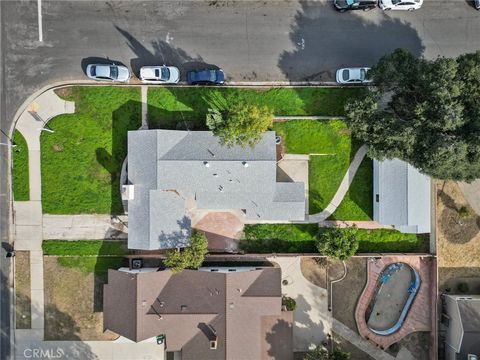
354, 256, 433, 350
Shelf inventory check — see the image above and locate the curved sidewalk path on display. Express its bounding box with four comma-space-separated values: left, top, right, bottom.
13, 90, 75, 339
308, 145, 367, 223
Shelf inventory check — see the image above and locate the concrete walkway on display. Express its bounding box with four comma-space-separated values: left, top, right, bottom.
332, 319, 395, 360
269, 256, 331, 351
140, 86, 148, 129
309, 145, 367, 222
43, 215, 128, 240
13, 90, 75, 340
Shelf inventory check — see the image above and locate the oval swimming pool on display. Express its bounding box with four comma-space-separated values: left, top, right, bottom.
365, 262, 420, 336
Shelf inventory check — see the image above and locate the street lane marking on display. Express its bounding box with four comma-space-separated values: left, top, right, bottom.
37, 0, 43, 42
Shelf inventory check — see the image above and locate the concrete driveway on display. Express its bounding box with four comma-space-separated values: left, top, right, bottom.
269, 256, 331, 351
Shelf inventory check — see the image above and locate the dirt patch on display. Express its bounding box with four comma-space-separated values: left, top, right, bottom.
43, 257, 117, 341
15, 251, 31, 329
333, 332, 374, 360
54, 87, 73, 100
387, 331, 430, 359
52, 144, 64, 152
437, 181, 480, 268
300, 257, 327, 288
331, 257, 367, 332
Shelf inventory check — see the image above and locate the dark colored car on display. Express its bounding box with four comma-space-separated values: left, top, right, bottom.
334, 0, 377, 12
475, 0, 480, 10
187, 69, 225, 85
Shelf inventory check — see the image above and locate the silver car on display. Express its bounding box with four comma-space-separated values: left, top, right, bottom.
139, 66, 180, 84
336, 67, 372, 84
86, 64, 131, 82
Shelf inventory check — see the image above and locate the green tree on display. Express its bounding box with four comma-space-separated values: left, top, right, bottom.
206, 102, 274, 147
345, 48, 480, 181
164, 231, 209, 273
303, 346, 351, 360
316, 226, 358, 260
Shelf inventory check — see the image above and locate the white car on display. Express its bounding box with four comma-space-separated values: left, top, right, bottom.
86, 64, 131, 82
379, 0, 423, 11
336, 67, 372, 84
139, 66, 180, 84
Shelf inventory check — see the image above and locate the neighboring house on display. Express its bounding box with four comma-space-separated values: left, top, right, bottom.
103, 267, 293, 360
442, 294, 480, 360
125, 130, 305, 250
373, 158, 431, 233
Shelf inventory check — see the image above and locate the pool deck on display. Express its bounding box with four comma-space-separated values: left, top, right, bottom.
355, 256, 433, 350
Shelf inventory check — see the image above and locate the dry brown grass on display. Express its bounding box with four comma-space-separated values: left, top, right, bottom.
43, 257, 118, 341
15, 251, 31, 329
300, 257, 327, 288
436, 181, 480, 268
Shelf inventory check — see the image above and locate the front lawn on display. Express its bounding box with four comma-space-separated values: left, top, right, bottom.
12, 130, 29, 201
273, 120, 371, 218
42, 240, 128, 256
147, 87, 364, 129
241, 224, 427, 253
41, 87, 141, 214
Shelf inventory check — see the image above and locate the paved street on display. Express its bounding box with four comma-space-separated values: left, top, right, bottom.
0, 1, 480, 358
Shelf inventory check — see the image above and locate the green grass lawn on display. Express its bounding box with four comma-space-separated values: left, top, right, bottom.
147, 87, 364, 129
56, 257, 127, 275
241, 224, 428, 253
41, 87, 141, 214
12, 130, 29, 201
273, 120, 371, 218
42, 240, 129, 256
329, 157, 373, 221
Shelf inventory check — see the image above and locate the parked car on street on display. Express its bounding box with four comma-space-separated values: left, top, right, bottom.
336, 67, 372, 84
475, 0, 480, 10
86, 64, 131, 82
333, 0, 377, 12
186, 69, 225, 85
379, 0, 423, 11
139, 65, 180, 84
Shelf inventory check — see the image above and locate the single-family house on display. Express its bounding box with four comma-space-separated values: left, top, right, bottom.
442, 294, 480, 360
103, 267, 293, 360
125, 130, 305, 250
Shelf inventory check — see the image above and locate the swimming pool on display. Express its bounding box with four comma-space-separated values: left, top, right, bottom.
365, 262, 421, 336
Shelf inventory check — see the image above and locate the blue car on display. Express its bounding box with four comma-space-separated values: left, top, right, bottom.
187, 69, 225, 85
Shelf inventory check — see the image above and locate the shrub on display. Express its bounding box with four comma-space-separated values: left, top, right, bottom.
458, 206, 472, 219
316, 226, 359, 260
282, 296, 297, 311
164, 231, 209, 273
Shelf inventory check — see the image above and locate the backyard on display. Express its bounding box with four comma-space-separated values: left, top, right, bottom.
274, 119, 372, 219
241, 224, 428, 253
43, 240, 128, 340
40, 87, 141, 214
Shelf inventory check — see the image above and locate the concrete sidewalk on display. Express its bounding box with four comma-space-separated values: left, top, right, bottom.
269, 256, 331, 351
43, 215, 128, 240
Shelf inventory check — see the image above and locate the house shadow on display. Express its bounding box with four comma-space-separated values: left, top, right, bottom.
277, 0, 424, 82
95, 100, 142, 215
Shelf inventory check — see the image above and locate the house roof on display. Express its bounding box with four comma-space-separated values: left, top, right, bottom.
443, 295, 480, 359
103, 268, 292, 360
373, 158, 431, 234
127, 130, 305, 250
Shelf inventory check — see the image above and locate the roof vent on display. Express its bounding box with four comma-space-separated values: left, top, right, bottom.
142, 300, 147, 307
242, 161, 249, 168
219, 185, 224, 192
204, 161, 210, 168
229, 302, 234, 309
181, 305, 188, 312
210, 340, 218, 350
213, 173, 218, 177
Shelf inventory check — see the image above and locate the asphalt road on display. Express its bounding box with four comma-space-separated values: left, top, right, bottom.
0, 0, 480, 358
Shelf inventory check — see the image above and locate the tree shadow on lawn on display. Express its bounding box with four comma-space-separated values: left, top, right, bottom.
95, 100, 142, 215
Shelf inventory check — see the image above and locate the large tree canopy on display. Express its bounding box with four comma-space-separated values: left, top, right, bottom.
345, 49, 480, 181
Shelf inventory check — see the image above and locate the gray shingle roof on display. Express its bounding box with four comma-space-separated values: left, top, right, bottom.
127, 130, 305, 250
373, 158, 431, 234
